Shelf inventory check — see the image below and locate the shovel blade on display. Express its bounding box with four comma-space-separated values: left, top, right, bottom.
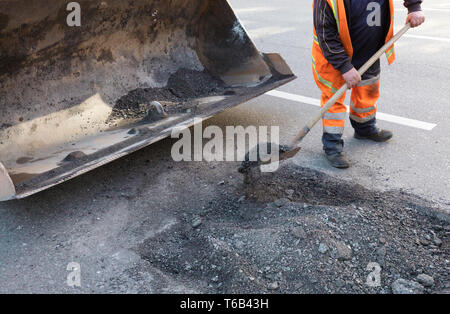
261, 146, 302, 165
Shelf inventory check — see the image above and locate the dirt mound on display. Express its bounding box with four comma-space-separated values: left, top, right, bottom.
137, 164, 449, 293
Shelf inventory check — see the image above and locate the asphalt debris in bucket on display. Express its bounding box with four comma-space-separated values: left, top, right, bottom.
110, 68, 225, 121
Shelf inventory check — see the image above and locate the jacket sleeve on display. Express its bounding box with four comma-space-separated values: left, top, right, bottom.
404, 0, 422, 13
313, 0, 354, 75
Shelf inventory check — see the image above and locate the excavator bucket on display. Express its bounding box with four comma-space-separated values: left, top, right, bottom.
0, 0, 295, 201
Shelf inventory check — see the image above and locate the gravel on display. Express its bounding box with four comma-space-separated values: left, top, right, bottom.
335, 241, 353, 261
137, 164, 448, 293
416, 274, 434, 287
268, 282, 279, 290
392, 279, 424, 294
291, 226, 307, 240
274, 198, 290, 208
318, 243, 328, 254
191, 217, 203, 229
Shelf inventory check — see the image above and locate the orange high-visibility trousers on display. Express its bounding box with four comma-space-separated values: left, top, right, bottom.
315, 75, 380, 135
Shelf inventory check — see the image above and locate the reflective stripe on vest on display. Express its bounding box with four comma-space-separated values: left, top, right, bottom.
329, 0, 340, 32
313, 34, 319, 45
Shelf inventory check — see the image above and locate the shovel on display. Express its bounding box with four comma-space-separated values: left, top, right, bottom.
242, 23, 411, 170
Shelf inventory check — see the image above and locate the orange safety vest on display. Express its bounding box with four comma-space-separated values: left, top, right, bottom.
312, 0, 395, 92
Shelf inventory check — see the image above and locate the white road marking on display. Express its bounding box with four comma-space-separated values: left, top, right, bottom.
402, 34, 450, 43
394, 0, 450, 8
235, 7, 277, 14
266, 90, 437, 131
247, 26, 296, 39
420, 8, 450, 12
267, 91, 321, 107
395, 8, 450, 12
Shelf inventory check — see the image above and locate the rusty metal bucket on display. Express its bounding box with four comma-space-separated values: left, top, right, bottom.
0, 0, 295, 200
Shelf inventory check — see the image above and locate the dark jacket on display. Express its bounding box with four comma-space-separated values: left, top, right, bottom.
313, 0, 422, 74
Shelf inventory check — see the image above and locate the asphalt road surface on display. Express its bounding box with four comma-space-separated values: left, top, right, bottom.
0, 0, 448, 293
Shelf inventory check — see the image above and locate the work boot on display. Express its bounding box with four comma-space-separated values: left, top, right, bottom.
354, 129, 393, 142
325, 152, 351, 169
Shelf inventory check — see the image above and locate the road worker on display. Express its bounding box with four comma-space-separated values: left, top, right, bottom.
313, 0, 425, 168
